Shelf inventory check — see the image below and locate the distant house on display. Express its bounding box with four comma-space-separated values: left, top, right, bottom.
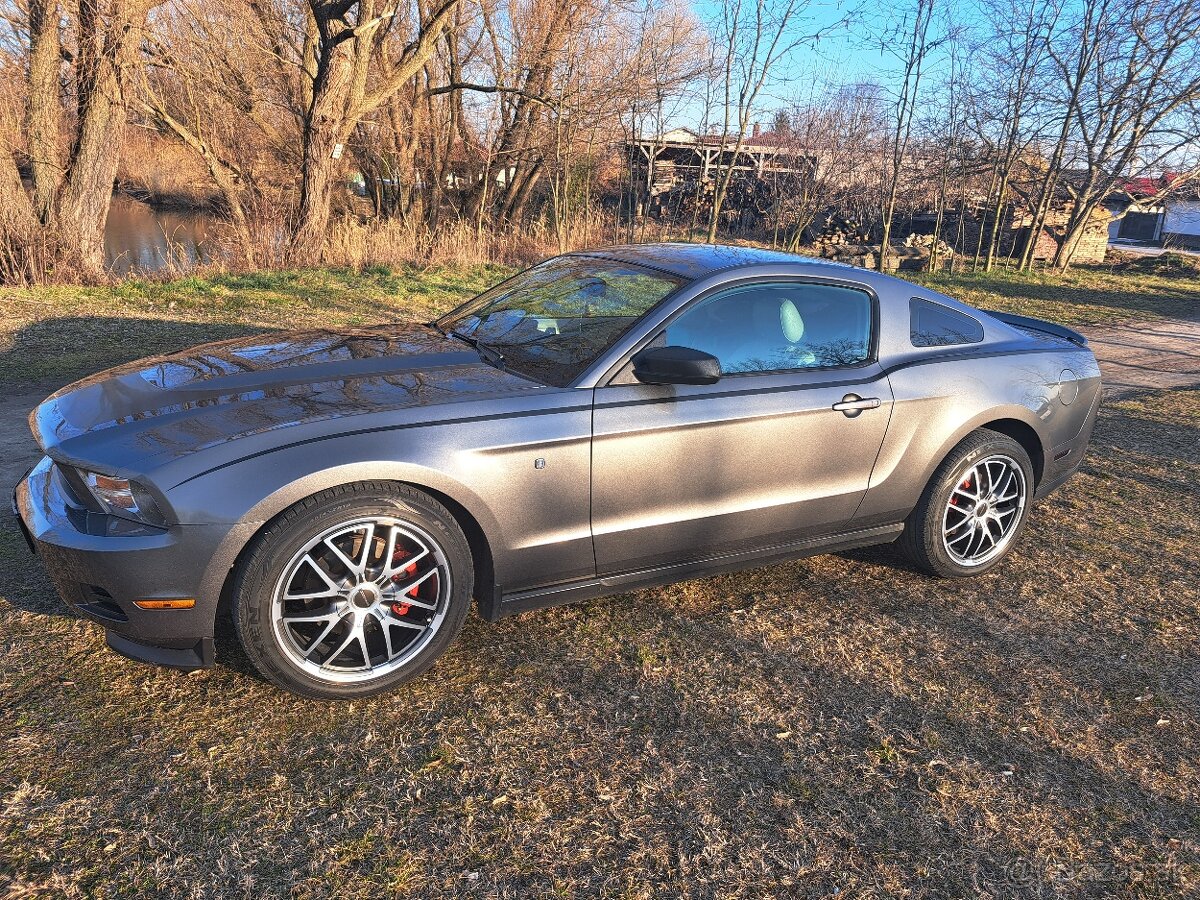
1162, 187, 1200, 249
1109, 200, 1164, 243
657, 127, 702, 144
1107, 176, 1200, 249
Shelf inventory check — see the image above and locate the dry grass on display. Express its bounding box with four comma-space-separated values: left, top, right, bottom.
324, 211, 620, 271
0, 389, 1196, 898
0, 265, 507, 385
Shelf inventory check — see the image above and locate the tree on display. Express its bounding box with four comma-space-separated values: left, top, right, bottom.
768, 84, 885, 252
2, 0, 157, 279
289, 0, 462, 258
1050, 0, 1200, 267
873, 0, 952, 271
705, 0, 817, 244
969, 0, 1059, 270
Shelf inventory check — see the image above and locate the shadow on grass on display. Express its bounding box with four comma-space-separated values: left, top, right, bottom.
922, 270, 1200, 322
0, 316, 273, 387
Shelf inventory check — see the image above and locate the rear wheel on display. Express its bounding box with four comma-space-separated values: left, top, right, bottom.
232, 482, 473, 699
899, 430, 1034, 578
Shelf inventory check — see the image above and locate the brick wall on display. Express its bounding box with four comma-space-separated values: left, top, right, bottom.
947, 201, 1111, 264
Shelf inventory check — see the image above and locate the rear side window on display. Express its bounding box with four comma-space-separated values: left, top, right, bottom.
910, 298, 984, 347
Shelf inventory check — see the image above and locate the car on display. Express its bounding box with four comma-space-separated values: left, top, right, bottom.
14, 243, 1102, 698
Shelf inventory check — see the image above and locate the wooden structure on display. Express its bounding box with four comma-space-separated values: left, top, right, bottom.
627, 128, 814, 223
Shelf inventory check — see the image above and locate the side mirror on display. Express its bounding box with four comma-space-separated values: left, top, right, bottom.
632, 346, 721, 386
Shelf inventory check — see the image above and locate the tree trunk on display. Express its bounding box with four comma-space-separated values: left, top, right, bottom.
0, 145, 42, 283
27, 0, 62, 224
292, 20, 356, 259
984, 174, 1010, 271
293, 124, 345, 256
56, 0, 147, 276
501, 159, 543, 223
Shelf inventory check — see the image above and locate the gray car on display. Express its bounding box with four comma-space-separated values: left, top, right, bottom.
15, 244, 1101, 698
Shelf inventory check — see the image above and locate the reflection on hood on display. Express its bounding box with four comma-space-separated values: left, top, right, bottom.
32, 323, 545, 464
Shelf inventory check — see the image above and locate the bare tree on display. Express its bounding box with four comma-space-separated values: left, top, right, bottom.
873, 0, 952, 270
769, 84, 885, 252
705, 0, 818, 244
1050, 0, 1200, 267
969, 0, 1059, 270
289, 0, 462, 257
2, 0, 157, 279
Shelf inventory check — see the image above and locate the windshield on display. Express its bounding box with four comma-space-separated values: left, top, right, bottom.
437, 256, 685, 386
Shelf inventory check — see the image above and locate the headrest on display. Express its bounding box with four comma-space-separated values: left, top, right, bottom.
780, 299, 805, 343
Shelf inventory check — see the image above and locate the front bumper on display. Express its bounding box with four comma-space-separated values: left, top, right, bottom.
14, 456, 232, 670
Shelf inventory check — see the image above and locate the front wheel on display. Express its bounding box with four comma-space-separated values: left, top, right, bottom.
899, 430, 1034, 578
232, 482, 473, 699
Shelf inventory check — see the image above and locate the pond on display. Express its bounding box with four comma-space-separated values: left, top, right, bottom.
104, 194, 218, 275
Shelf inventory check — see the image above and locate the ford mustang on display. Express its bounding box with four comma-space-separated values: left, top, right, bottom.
15, 244, 1101, 698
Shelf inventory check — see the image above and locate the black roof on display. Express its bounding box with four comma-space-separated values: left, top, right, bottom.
573, 242, 830, 280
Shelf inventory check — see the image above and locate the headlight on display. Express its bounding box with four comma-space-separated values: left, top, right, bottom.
79, 470, 165, 525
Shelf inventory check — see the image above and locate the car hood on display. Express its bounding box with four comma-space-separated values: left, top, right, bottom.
31, 323, 547, 472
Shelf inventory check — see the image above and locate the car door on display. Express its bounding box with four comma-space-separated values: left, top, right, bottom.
590, 278, 894, 576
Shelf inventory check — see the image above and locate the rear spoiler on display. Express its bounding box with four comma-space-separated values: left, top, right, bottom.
983, 310, 1089, 347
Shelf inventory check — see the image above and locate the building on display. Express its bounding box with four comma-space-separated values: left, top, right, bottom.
626, 127, 814, 224
1162, 189, 1200, 250
1107, 176, 1200, 250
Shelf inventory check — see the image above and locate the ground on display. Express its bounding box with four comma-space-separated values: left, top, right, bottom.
0, 263, 1197, 898
1109, 241, 1200, 260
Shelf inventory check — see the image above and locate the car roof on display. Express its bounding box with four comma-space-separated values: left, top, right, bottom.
570, 242, 850, 280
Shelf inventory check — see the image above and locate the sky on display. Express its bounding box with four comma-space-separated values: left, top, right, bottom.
675, 0, 971, 132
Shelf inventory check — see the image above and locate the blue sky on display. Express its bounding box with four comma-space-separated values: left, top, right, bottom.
675, 0, 967, 130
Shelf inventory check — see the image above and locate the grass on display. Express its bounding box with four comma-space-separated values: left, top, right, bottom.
0, 265, 508, 385
2, 258, 1198, 387
0, 260, 1198, 896
912, 261, 1200, 327
0, 388, 1196, 897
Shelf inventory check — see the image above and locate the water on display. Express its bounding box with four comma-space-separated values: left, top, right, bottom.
104, 194, 217, 275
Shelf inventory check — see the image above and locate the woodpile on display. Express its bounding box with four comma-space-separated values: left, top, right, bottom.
902, 232, 956, 260
806, 213, 873, 255
808, 229, 957, 272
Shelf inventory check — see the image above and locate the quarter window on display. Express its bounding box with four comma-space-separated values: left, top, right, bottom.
662, 282, 872, 374
910, 298, 984, 347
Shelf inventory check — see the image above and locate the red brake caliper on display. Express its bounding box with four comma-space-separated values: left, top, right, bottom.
389, 548, 419, 616
951, 477, 970, 506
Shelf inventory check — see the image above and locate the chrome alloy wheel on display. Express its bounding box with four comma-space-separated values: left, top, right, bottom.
941, 454, 1027, 567
271, 516, 450, 683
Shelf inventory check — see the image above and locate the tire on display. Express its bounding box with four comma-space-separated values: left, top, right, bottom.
899, 430, 1035, 578
232, 481, 473, 699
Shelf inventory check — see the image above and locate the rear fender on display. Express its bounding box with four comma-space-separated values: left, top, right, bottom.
858, 350, 1097, 525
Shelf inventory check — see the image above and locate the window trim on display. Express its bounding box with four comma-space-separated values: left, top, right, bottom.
601, 275, 880, 385
908, 297, 985, 348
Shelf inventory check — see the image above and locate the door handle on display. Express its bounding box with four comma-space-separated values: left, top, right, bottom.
832, 394, 881, 417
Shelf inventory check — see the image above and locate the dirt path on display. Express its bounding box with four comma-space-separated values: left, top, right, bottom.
1084, 314, 1200, 398
1, 381, 60, 499
2, 316, 1196, 495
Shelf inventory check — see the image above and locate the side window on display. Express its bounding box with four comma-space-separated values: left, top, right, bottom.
910, 298, 984, 347
662, 282, 872, 374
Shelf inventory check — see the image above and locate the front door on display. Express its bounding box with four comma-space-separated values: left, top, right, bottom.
590, 279, 893, 575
